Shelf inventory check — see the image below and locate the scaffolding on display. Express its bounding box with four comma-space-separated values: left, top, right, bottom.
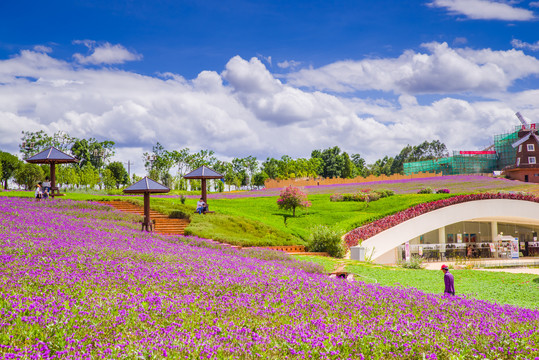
403, 125, 523, 176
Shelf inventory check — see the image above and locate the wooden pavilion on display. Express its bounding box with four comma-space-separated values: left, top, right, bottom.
25, 147, 78, 198
123, 177, 170, 231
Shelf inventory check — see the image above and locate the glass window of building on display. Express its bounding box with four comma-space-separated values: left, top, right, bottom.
528, 144, 535, 151
529, 156, 536, 164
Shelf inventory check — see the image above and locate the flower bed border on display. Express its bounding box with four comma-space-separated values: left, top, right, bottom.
344, 192, 539, 248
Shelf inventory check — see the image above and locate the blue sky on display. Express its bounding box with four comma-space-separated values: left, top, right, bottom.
1, 0, 539, 174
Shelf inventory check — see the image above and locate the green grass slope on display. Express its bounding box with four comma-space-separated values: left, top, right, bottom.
294, 255, 539, 309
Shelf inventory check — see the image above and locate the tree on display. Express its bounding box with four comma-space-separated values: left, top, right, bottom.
312, 146, 344, 178
20, 130, 76, 159
243, 155, 258, 188
57, 165, 79, 189
262, 157, 280, 179
276, 186, 311, 217
143, 142, 174, 183
106, 161, 129, 188
13, 163, 44, 190
341, 152, 356, 179
169, 147, 193, 190
369, 156, 394, 176
101, 168, 117, 190
252, 171, 269, 188
79, 163, 100, 189
0, 151, 22, 189
232, 157, 248, 187
390, 141, 449, 174
351, 153, 369, 177
71, 138, 115, 169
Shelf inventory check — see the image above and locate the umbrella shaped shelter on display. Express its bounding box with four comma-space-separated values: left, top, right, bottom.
123, 176, 170, 231
183, 165, 223, 206
26, 147, 78, 198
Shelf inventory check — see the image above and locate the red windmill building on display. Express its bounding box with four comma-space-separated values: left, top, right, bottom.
505, 112, 539, 183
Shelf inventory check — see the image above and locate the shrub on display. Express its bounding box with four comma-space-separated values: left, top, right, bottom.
374, 189, 395, 198
417, 187, 433, 194
277, 186, 311, 216
307, 225, 346, 258
330, 190, 392, 203
180, 195, 186, 204
367, 192, 381, 202
436, 188, 450, 194
398, 255, 424, 269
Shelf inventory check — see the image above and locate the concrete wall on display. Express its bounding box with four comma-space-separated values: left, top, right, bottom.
350, 199, 539, 264
505, 168, 539, 183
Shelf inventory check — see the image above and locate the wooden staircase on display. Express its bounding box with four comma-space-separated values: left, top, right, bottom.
103, 201, 190, 236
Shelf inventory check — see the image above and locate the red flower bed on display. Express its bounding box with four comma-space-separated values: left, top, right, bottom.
344, 192, 539, 248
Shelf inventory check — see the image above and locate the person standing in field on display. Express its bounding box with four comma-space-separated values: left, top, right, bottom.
441, 264, 455, 296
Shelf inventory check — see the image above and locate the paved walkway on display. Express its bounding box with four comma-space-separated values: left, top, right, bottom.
423, 257, 539, 275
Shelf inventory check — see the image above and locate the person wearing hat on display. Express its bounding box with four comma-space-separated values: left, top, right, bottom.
441, 264, 455, 296
34, 183, 43, 201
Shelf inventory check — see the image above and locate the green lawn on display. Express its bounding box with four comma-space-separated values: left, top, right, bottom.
201, 193, 452, 243
294, 255, 539, 309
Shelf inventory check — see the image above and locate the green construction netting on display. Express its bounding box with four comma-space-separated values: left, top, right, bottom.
404, 127, 521, 175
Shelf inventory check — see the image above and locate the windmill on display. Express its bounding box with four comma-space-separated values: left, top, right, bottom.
507, 112, 539, 182
511, 112, 539, 149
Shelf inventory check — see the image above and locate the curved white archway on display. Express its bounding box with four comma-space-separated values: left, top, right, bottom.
350, 199, 539, 264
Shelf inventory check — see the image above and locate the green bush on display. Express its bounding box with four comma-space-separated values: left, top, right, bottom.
417, 187, 433, 194
307, 225, 346, 258
374, 189, 395, 198
398, 255, 424, 269
367, 192, 381, 202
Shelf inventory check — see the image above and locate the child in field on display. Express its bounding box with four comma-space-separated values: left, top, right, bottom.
35, 184, 43, 201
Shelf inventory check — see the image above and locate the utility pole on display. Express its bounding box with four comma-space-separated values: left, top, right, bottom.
124, 160, 133, 179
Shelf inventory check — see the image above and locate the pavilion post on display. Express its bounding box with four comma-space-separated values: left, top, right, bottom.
50, 163, 57, 198
143, 192, 151, 231
201, 178, 207, 204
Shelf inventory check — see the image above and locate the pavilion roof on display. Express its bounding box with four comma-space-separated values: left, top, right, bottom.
26, 147, 78, 164
183, 165, 223, 179
123, 176, 170, 193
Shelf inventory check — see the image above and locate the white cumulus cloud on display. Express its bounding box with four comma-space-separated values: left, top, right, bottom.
73, 40, 142, 65
286, 42, 539, 95
512, 38, 539, 51
0, 45, 538, 175
428, 0, 535, 21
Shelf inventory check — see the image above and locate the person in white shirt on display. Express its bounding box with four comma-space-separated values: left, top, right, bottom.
196, 198, 206, 214
35, 184, 43, 201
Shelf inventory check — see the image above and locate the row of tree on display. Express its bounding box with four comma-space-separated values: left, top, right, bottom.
0, 130, 448, 190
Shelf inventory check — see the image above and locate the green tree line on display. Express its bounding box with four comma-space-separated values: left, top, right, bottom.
0, 130, 447, 191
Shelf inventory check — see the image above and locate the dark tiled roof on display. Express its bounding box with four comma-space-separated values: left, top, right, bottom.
26, 147, 78, 164
183, 165, 224, 179
123, 177, 170, 193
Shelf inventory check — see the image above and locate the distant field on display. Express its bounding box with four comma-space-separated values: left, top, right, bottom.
183, 174, 539, 199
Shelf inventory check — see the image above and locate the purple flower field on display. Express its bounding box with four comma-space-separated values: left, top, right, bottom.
1, 197, 539, 359
154, 175, 530, 200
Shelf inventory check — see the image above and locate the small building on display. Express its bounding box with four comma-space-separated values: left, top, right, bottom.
504, 121, 539, 183
350, 198, 539, 264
